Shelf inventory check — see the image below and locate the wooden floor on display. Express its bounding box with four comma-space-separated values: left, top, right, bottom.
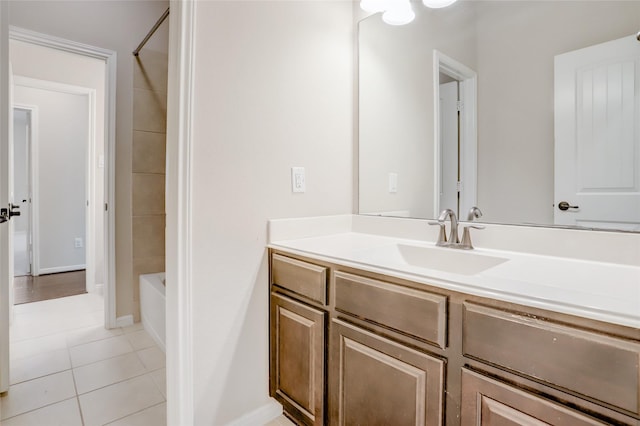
14, 270, 87, 305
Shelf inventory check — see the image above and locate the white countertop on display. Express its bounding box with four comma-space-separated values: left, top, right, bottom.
269, 231, 640, 329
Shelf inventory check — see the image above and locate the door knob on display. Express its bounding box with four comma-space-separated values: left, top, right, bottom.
558, 201, 579, 211
8, 203, 21, 217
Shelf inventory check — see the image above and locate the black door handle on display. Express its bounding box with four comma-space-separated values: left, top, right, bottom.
558, 201, 579, 211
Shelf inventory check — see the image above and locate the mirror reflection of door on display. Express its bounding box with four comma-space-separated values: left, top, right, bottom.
12, 108, 31, 276
439, 78, 460, 216
555, 34, 640, 231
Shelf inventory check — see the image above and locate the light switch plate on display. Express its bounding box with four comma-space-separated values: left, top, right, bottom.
388, 172, 398, 193
291, 167, 306, 193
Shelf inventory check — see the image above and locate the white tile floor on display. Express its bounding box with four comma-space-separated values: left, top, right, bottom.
0, 292, 296, 425
0, 293, 166, 426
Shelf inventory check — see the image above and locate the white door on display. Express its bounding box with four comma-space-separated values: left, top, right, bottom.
0, 0, 11, 392
555, 34, 640, 230
13, 108, 31, 276
439, 81, 459, 215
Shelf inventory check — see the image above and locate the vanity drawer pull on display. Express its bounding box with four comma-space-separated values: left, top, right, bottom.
463, 302, 640, 415
272, 254, 328, 305
333, 271, 447, 349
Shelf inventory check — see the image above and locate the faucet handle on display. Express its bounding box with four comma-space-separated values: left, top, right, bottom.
460, 224, 484, 249
428, 220, 447, 245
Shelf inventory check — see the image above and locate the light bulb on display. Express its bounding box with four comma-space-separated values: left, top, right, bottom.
360, 0, 387, 13
422, 0, 457, 8
382, 1, 415, 25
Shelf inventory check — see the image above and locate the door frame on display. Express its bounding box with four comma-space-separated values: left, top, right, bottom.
12, 104, 37, 277
13, 78, 95, 282
433, 50, 478, 219
9, 27, 117, 328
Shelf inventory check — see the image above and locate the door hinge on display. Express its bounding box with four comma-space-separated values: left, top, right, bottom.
456, 101, 463, 111
105, 203, 108, 211
457, 181, 462, 192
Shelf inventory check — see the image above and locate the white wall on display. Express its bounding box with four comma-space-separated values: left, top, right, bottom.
11, 39, 106, 282
8, 0, 169, 317
170, 1, 354, 423
358, 4, 477, 218
13, 85, 87, 272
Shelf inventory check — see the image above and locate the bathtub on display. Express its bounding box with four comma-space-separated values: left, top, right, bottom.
139, 272, 165, 352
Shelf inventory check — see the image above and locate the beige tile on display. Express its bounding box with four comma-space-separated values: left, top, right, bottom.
121, 323, 145, 334
0, 371, 76, 420
136, 346, 165, 371
106, 401, 166, 426
132, 131, 166, 174
10, 347, 71, 385
132, 173, 165, 216
149, 368, 166, 399
69, 335, 134, 368
78, 374, 164, 426
125, 330, 157, 351
10, 333, 67, 360
133, 88, 167, 133
0, 398, 82, 426
134, 50, 168, 92
132, 215, 165, 259
73, 352, 147, 395
66, 325, 124, 348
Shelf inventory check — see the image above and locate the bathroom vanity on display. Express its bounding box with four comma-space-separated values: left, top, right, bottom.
267, 218, 640, 426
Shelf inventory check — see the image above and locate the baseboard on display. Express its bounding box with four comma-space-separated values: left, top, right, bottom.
93, 283, 104, 295
37, 265, 86, 275
115, 315, 134, 328
225, 398, 282, 426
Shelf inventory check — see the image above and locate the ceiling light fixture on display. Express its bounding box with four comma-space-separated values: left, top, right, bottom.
382, 0, 415, 25
422, 0, 458, 9
360, 0, 388, 13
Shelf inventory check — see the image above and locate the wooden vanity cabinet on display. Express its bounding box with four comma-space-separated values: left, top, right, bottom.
270, 254, 329, 426
269, 250, 640, 426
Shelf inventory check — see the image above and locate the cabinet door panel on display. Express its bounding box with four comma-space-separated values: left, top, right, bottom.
271, 293, 325, 426
461, 369, 608, 426
330, 319, 444, 426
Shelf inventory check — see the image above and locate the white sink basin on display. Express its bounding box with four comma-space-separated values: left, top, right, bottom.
360, 243, 509, 276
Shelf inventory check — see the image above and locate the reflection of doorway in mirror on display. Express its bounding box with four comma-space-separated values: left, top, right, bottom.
433, 51, 477, 219
554, 34, 640, 231
439, 80, 459, 215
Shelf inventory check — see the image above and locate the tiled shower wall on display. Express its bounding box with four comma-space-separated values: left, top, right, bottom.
131, 50, 168, 321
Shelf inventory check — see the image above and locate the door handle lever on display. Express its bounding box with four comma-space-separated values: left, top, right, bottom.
558, 201, 579, 211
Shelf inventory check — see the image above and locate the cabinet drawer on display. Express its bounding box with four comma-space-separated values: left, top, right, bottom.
334, 271, 447, 348
461, 369, 609, 425
272, 254, 327, 305
463, 302, 640, 415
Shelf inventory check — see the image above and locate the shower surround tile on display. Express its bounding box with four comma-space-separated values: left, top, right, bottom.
132, 130, 166, 174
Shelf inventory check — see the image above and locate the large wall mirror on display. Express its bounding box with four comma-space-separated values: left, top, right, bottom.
358, 1, 640, 231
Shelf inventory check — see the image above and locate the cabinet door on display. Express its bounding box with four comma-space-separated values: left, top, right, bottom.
461, 369, 608, 426
271, 292, 325, 426
329, 319, 445, 426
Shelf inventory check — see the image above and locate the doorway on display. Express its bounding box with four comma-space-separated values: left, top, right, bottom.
8, 28, 117, 326
433, 50, 478, 219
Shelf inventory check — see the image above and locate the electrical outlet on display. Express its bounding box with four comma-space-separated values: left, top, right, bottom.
75, 237, 83, 248
291, 167, 306, 193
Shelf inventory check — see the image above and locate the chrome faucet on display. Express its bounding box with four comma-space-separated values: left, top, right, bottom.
430, 207, 484, 249
429, 208, 459, 247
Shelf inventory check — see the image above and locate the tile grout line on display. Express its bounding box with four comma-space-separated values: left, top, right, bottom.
102, 401, 166, 426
